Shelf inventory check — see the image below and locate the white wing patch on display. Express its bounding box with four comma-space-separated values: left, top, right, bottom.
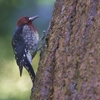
26, 51, 32, 65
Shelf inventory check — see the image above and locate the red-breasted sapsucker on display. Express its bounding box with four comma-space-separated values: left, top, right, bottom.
11, 16, 39, 83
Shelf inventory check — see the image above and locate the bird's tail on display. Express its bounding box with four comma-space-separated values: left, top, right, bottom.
24, 60, 35, 83
19, 65, 23, 77
19, 57, 35, 83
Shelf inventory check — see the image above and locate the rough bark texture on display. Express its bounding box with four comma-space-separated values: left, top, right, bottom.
31, 0, 100, 100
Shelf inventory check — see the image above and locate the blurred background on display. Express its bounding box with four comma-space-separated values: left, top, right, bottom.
0, 0, 55, 99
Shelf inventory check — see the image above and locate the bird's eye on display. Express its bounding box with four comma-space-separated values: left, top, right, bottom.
25, 17, 29, 20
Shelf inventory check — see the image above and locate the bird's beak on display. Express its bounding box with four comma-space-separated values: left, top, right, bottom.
29, 15, 39, 21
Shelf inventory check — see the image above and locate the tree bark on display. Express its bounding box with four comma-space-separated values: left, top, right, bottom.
31, 0, 100, 100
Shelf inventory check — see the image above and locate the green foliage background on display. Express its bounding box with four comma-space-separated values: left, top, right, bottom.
0, 0, 55, 99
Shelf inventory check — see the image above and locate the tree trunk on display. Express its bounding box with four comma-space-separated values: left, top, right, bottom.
31, 0, 100, 100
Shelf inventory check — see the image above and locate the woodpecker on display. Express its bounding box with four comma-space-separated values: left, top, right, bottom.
11, 16, 39, 83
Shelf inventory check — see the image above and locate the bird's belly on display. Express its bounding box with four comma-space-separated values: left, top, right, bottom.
22, 25, 39, 53
24, 34, 39, 52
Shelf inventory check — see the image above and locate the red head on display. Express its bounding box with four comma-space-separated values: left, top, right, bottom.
17, 16, 39, 26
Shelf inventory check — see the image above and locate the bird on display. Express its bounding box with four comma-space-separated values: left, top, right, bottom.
11, 16, 39, 83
